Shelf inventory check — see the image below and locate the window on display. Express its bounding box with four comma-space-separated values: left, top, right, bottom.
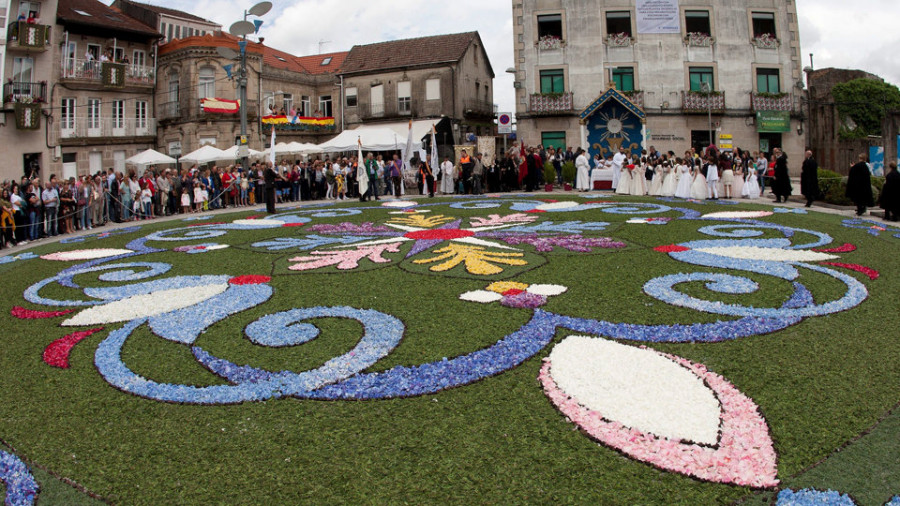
17, 1, 39, 19
539, 69, 564, 94
537, 14, 562, 39
87, 98, 101, 134
318, 95, 332, 117
112, 100, 125, 130
752, 12, 776, 37
541, 131, 566, 151
300, 95, 310, 117
756, 68, 780, 93
689, 67, 715, 91
86, 43, 100, 60
135, 101, 148, 129
345, 87, 358, 107
167, 24, 173, 42
113, 47, 124, 62
11, 56, 33, 86
321, 57, 332, 66
606, 11, 632, 37
426, 79, 440, 100
370, 84, 384, 116
198, 67, 215, 99
168, 74, 179, 102
282, 93, 293, 114
133, 50, 145, 68
612, 67, 635, 92
685, 10, 711, 35
160, 22, 166, 41
175, 25, 181, 39
398, 81, 411, 114
61, 98, 75, 134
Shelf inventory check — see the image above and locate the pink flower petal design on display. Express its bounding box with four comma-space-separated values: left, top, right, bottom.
539, 346, 779, 488
288, 243, 403, 271
11, 306, 75, 320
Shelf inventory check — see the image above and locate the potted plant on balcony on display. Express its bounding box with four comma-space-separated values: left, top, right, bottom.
752, 33, 779, 49
685, 32, 713, 47
607, 32, 633, 47
537, 35, 564, 50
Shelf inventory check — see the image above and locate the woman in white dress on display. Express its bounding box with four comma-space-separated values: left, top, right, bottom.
674, 160, 693, 199
630, 164, 646, 196
660, 161, 678, 197
690, 163, 708, 200
616, 164, 632, 195
732, 165, 744, 199
743, 167, 761, 199
575, 149, 591, 191
649, 162, 665, 196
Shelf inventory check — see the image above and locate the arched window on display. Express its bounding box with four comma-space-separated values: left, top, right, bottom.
198, 66, 215, 99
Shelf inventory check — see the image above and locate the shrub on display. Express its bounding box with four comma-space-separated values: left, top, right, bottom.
562, 161, 576, 184
543, 162, 556, 185
818, 168, 885, 205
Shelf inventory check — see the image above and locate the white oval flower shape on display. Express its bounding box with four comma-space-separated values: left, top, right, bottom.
41, 249, 135, 261
203, 244, 230, 251
61, 284, 229, 327
701, 211, 774, 219
459, 290, 503, 304
232, 219, 285, 227
526, 284, 568, 297
381, 200, 418, 208
536, 202, 580, 211
695, 246, 838, 263
548, 336, 722, 445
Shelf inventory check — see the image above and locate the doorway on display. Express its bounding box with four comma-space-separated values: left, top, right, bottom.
758, 133, 782, 158
691, 130, 712, 154
23, 153, 41, 179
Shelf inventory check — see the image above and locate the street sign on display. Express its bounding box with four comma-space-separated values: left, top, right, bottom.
498, 113, 513, 135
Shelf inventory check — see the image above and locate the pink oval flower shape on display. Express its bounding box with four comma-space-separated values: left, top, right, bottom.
540, 337, 779, 488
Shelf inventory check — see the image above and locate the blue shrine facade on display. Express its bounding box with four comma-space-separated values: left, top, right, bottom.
579, 88, 646, 162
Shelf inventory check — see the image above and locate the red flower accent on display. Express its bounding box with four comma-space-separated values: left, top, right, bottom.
525, 209, 547, 214
43, 328, 105, 369
282, 223, 305, 227
654, 245, 690, 253
11, 306, 75, 320
821, 262, 879, 280
502, 289, 525, 297
814, 243, 857, 254
404, 229, 475, 241
228, 275, 272, 285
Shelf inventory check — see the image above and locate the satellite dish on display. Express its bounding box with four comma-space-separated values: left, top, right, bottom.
229, 20, 255, 37
248, 1, 272, 16
216, 47, 239, 60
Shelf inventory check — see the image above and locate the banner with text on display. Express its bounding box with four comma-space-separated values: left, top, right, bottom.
636, 0, 681, 34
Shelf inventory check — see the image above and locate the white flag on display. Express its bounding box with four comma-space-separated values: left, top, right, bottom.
268, 127, 276, 167
430, 125, 439, 177
357, 138, 369, 197
402, 119, 414, 173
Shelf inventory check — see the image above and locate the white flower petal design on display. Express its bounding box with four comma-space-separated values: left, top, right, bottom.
536, 202, 580, 211
695, 246, 838, 263
526, 284, 568, 296
232, 219, 285, 227
701, 211, 774, 219
61, 284, 229, 326
41, 249, 134, 261
381, 200, 418, 208
547, 336, 722, 445
459, 290, 503, 303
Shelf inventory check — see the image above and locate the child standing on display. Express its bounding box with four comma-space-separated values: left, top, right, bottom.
140, 182, 153, 219
181, 187, 191, 214
193, 181, 203, 213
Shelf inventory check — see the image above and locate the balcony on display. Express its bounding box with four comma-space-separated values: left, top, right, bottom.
157, 98, 258, 123
6, 22, 50, 51
751, 92, 793, 112
528, 92, 574, 116
621, 90, 644, 109
682, 91, 725, 114
59, 117, 157, 144
3, 82, 47, 105
262, 115, 335, 134
464, 99, 497, 118
59, 59, 155, 88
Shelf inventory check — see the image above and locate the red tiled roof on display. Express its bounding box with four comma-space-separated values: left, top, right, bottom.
57, 0, 160, 37
115, 0, 215, 24
340, 32, 484, 75
159, 32, 347, 76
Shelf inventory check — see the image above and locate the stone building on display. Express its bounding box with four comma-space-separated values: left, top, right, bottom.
0, 0, 160, 181
511, 0, 805, 161
156, 32, 344, 158
339, 32, 496, 150
112, 0, 220, 45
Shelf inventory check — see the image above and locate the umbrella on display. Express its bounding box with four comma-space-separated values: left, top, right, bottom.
126, 149, 177, 167
179, 145, 228, 164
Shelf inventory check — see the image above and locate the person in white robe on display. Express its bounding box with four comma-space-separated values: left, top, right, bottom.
705, 159, 720, 200
611, 148, 627, 190
440, 156, 456, 195
575, 149, 591, 191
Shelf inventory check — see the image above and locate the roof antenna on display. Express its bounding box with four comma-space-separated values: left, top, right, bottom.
318, 39, 331, 54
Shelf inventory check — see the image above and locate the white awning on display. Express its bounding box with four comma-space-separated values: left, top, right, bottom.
125, 149, 176, 167
315, 119, 442, 153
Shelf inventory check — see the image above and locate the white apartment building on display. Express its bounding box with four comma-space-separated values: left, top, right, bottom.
511, 0, 805, 161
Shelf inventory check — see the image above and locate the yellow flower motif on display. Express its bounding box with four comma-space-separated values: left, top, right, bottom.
413, 243, 527, 275
486, 281, 530, 294
388, 214, 456, 228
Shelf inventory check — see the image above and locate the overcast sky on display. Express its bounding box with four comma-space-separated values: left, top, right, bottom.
139, 0, 899, 113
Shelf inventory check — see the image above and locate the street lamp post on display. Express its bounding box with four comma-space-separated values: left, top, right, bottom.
701, 81, 713, 149
228, 2, 272, 171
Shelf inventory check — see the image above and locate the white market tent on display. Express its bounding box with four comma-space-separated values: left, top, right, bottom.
315, 119, 441, 153
179, 145, 228, 164
126, 149, 177, 167
218, 145, 264, 161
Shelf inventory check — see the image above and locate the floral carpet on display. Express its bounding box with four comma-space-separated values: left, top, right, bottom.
1, 195, 898, 504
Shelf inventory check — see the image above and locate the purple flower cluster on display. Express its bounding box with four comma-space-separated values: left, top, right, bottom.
479, 233, 626, 253
308, 222, 394, 235
0, 449, 38, 505
500, 292, 547, 309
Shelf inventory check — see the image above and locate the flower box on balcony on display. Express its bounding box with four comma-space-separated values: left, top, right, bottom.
622, 90, 644, 109
607, 33, 634, 48
14, 102, 41, 130
751, 33, 779, 49
751, 92, 792, 112
529, 92, 574, 115
682, 91, 725, 114
537, 35, 564, 51
7, 22, 50, 49
685, 32, 714, 47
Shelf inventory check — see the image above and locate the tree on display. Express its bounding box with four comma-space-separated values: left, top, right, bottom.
831, 78, 900, 139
